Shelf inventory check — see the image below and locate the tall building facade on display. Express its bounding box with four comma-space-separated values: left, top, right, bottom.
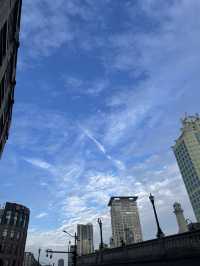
108, 197, 143, 247
0, 0, 22, 156
172, 115, 200, 222
0, 202, 30, 266
77, 224, 94, 256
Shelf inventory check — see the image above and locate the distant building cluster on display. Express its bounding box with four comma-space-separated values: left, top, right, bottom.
0, 202, 30, 266
0, 0, 22, 156
74, 196, 142, 260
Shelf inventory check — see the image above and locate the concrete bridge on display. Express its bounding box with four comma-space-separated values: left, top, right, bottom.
77, 230, 200, 266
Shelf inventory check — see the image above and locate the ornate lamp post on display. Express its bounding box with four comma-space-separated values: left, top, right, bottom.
37, 248, 41, 266
149, 193, 165, 239
97, 218, 104, 250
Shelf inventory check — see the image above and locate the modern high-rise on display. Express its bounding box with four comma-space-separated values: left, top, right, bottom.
108, 197, 143, 247
172, 114, 200, 222
0, 202, 30, 266
77, 224, 94, 256
0, 0, 22, 156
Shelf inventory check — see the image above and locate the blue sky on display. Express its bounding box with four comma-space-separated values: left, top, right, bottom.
0, 0, 200, 263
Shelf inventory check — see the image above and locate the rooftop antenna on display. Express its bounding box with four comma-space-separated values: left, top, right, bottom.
181, 113, 186, 125
185, 112, 188, 119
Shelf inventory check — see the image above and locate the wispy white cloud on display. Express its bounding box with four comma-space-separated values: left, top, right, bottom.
63, 76, 109, 96
36, 212, 48, 219
81, 127, 106, 154
24, 158, 51, 170
80, 126, 125, 170
20, 0, 109, 60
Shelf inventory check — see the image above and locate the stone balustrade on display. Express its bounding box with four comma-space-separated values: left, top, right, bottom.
77, 230, 200, 266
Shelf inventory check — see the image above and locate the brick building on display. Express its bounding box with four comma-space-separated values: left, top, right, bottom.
0, 202, 30, 266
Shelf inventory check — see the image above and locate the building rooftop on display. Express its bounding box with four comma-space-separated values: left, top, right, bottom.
0, 202, 30, 213
181, 113, 200, 131
108, 196, 138, 206
172, 113, 200, 147
181, 113, 200, 123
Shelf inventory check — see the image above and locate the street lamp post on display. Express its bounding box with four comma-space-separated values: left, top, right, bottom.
63, 230, 78, 266
37, 248, 41, 266
97, 218, 104, 250
46, 231, 78, 266
149, 193, 165, 239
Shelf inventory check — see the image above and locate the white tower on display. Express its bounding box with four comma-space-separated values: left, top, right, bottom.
173, 202, 188, 233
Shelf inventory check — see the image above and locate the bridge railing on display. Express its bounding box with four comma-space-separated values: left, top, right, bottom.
77, 230, 200, 265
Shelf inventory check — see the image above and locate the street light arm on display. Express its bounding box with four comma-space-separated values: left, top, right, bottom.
63, 230, 74, 238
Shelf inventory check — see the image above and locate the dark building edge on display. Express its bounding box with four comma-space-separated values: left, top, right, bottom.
0, 0, 23, 157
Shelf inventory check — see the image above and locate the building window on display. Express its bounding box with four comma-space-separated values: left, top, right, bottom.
4, 260, 9, 266
9, 244, 14, 254
15, 245, 18, 255
19, 213, 24, 227
2, 229, 8, 239
0, 244, 5, 253
0, 74, 5, 110
0, 21, 8, 66
10, 230, 15, 239
5, 210, 12, 225
16, 231, 20, 240
23, 216, 26, 228
13, 212, 18, 225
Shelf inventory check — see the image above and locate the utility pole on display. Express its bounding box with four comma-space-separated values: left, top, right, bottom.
63, 230, 79, 266
149, 193, 165, 238
46, 231, 79, 266
37, 248, 41, 266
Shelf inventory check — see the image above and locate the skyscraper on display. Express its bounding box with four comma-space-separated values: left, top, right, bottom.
108, 197, 143, 247
77, 224, 94, 256
0, 202, 30, 266
0, 0, 22, 156
173, 202, 188, 234
172, 114, 200, 222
